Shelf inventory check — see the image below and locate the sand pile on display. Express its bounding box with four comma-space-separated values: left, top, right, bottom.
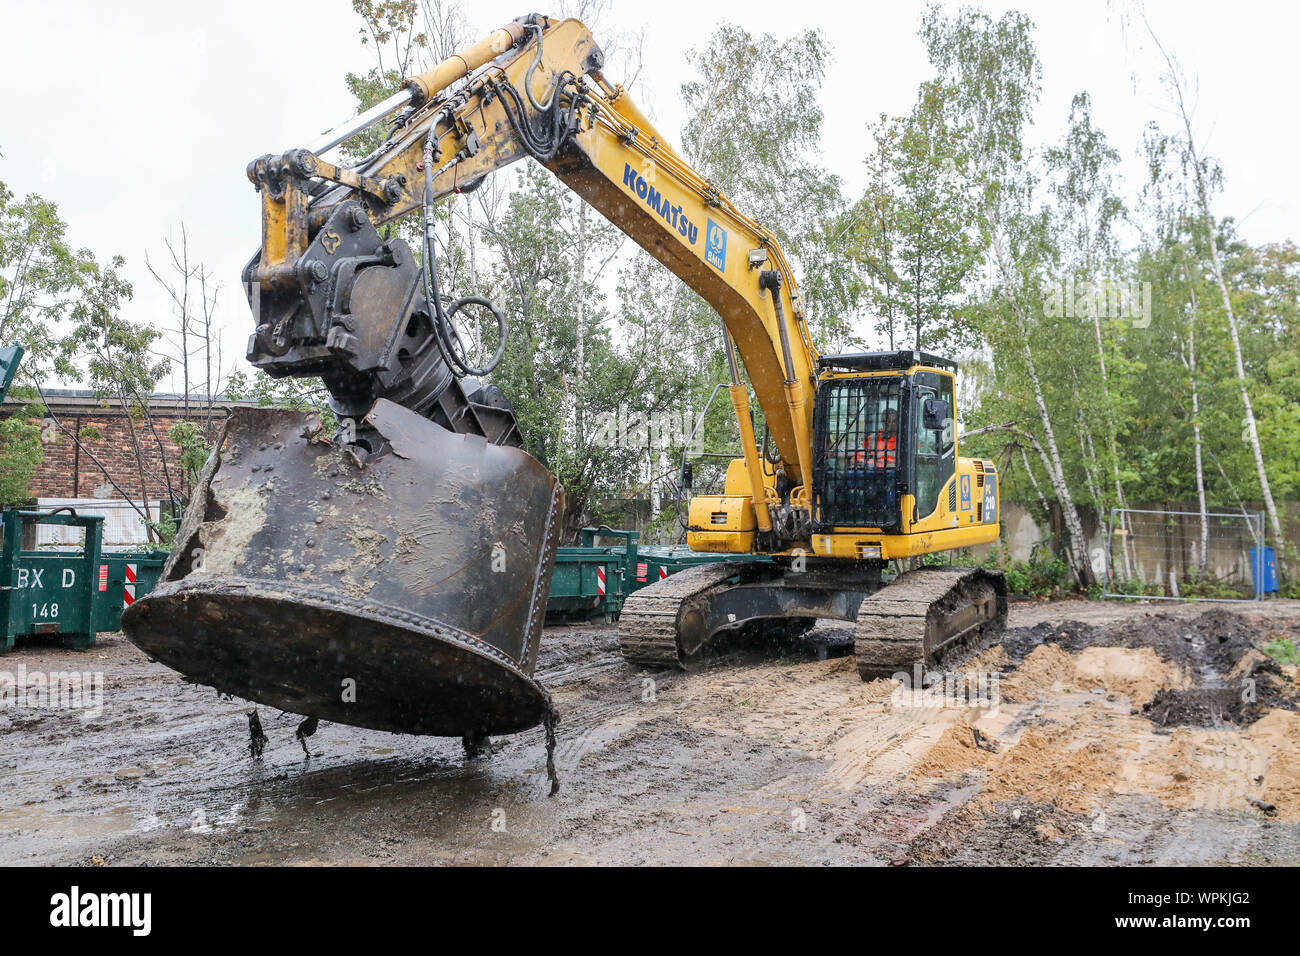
981, 725, 1118, 814
911, 721, 993, 779
1074, 646, 1181, 707
999, 644, 1076, 701
1249, 709, 1300, 821
1000, 643, 1182, 707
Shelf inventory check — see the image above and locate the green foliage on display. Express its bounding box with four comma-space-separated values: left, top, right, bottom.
851, 81, 982, 353
168, 420, 212, 488
481, 165, 643, 536
1178, 574, 1249, 600
1262, 637, 1300, 666
144, 513, 182, 550
0, 411, 42, 507
59, 255, 164, 397
342, 0, 429, 161
922, 546, 999, 569
680, 23, 850, 343
1106, 577, 1166, 599
923, 542, 1068, 598
1003, 549, 1070, 598
0, 178, 98, 379
225, 367, 338, 433
920, 3, 1041, 187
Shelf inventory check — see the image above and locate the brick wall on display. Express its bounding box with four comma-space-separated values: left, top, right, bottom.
23, 408, 228, 502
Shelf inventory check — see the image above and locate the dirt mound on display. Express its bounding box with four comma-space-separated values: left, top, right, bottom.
912, 722, 993, 779
1196, 609, 1282, 671
1074, 646, 1182, 707
966, 645, 1010, 672
1142, 652, 1292, 727
982, 725, 1118, 814
1252, 710, 1300, 820
999, 644, 1076, 701
1000, 621, 1101, 662
1002, 609, 1279, 667
1000, 609, 1297, 725
1143, 687, 1259, 727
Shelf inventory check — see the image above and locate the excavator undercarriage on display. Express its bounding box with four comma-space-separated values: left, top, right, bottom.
618, 561, 1006, 679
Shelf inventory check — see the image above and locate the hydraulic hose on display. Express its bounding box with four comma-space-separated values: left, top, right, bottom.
421, 125, 508, 378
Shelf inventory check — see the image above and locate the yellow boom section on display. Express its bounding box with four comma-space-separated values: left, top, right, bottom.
264, 15, 819, 523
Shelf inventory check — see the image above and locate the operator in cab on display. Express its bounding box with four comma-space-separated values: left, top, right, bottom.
855, 407, 898, 470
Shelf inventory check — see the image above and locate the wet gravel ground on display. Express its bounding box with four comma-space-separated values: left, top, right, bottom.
0, 598, 1297, 866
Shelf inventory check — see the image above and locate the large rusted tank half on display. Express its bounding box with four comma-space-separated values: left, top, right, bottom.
122, 399, 563, 739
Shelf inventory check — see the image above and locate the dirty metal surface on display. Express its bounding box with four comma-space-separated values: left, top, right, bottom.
122, 400, 564, 737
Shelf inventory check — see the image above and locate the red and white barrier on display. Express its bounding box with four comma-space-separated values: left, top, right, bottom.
123, 563, 137, 607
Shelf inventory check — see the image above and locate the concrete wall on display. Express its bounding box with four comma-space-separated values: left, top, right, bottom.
978, 500, 1298, 590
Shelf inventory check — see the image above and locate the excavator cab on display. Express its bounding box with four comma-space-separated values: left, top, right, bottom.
812, 350, 958, 535
813, 371, 903, 530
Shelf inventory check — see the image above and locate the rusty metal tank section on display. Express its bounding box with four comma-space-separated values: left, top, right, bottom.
122, 65, 572, 751
122, 18, 626, 768
122, 399, 563, 740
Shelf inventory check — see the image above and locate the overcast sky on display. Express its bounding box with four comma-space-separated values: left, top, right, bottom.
2, 0, 1296, 389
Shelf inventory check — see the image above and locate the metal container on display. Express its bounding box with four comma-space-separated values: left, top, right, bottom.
122, 400, 564, 739
631, 544, 772, 593
92, 551, 168, 635
0, 509, 169, 651
546, 528, 638, 623
544, 528, 773, 623
0, 509, 103, 650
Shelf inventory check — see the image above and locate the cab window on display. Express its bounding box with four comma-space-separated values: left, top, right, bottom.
912, 372, 956, 520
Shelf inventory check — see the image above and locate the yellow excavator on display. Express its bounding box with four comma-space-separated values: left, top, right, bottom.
123, 14, 1005, 764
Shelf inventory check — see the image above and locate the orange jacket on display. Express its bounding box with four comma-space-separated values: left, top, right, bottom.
853, 432, 897, 468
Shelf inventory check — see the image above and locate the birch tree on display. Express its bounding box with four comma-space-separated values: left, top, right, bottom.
921, 3, 1095, 587
852, 83, 980, 353
1147, 25, 1286, 570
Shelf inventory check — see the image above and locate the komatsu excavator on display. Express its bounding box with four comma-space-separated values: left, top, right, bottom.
123, 14, 1006, 759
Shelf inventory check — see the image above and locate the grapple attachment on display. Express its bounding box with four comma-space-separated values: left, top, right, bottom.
122, 399, 564, 738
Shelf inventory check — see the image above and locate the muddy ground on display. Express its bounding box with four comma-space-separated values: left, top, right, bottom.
2, 597, 1299, 866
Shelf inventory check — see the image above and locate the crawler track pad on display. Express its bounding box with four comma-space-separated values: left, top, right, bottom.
854, 567, 1007, 681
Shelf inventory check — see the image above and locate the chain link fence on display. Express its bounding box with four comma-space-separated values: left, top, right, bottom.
31, 498, 175, 550
1102, 507, 1268, 602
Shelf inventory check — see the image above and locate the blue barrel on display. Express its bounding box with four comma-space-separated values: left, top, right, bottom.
1250, 546, 1278, 594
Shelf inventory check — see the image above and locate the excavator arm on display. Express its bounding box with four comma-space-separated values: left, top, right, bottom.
243, 13, 818, 545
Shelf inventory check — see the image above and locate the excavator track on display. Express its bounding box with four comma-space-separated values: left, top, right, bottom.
617, 563, 744, 667
854, 567, 1007, 681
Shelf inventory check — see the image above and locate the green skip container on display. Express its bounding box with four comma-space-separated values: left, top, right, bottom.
0, 508, 167, 651
545, 526, 772, 624
547, 527, 639, 624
